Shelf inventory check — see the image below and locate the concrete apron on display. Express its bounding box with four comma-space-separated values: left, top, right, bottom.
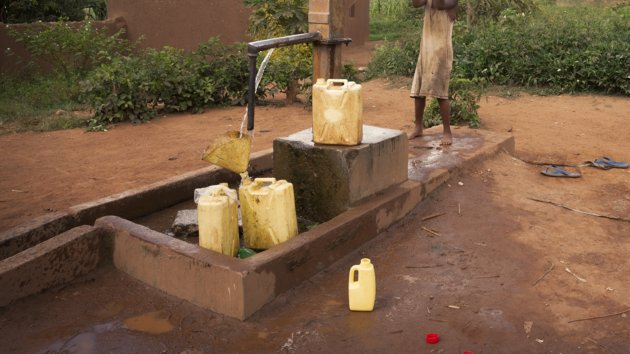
0, 126, 514, 320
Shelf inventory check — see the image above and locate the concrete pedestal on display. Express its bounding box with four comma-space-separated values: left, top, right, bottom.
273, 125, 408, 222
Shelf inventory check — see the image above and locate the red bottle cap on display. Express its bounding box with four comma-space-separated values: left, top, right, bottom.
463, 352, 474, 354
426, 333, 440, 344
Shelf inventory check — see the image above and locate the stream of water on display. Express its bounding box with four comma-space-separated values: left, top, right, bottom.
239, 48, 275, 138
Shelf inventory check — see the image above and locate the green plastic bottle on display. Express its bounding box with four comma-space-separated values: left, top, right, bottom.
238, 247, 256, 259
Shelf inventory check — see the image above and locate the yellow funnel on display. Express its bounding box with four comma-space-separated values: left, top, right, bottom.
202, 131, 252, 173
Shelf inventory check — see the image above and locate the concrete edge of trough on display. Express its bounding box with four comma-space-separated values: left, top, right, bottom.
0, 212, 77, 262
0, 148, 274, 261
95, 215, 256, 320
460, 128, 516, 165
93, 179, 424, 320
0, 225, 109, 307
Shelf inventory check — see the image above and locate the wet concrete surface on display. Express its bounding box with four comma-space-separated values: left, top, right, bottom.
407, 133, 484, 182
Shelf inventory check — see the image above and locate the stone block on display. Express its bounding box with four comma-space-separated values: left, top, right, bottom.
273, 125, 408, 222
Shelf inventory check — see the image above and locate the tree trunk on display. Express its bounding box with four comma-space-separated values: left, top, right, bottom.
286, 79, 299, 103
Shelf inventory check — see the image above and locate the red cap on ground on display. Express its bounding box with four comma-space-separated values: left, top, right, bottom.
426, 333, 440, 344
462, 352, 474, 354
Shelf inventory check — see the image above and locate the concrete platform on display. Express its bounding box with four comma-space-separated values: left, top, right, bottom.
274, 125, 408, 223
0, 126, 514, 320
407, 126, 515, 195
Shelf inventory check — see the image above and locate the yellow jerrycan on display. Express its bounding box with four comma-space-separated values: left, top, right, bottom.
239, 177, 298, 250
201, 131, 251, 174
197, 184, 239, 257
312, 78, 363, 146
348, 258, 376, 311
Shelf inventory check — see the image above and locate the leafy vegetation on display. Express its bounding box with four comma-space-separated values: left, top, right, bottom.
0, 74, 89, 134
0, 0, 107, 23
80, 39, 251, 129
245, 0, 307, 36
368, 2, 630, 124
9, 20, 131, 77
456, 5, 630, 94
1, 18, 127, 133
369, 0, 422, 41
458, 0, 538, 26
366, 38, 420, 78
244, 0, 312, 102
425, 78, 484, 128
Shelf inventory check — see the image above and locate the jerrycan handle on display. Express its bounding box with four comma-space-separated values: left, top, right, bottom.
327, 79, 348, 89
253, 177, 276, 187
349, 265, 361, 285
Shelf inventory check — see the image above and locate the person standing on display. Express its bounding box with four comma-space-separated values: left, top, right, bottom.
408, 0, 458, 145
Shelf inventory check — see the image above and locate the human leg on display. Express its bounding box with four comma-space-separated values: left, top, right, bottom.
409, 96, 426, 139
437, 98, 452, 145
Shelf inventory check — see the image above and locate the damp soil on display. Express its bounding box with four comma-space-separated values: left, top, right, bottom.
1, 43, 629, 353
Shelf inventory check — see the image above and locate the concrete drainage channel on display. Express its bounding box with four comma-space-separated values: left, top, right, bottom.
0, 127, 514, 320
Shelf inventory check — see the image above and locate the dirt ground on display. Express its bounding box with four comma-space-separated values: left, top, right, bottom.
0, 43, 629, 353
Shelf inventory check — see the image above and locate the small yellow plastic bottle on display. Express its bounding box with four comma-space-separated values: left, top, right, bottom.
348, 258, 376, 311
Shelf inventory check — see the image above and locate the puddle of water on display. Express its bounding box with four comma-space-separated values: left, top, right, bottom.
91, 300, 126, 319
57, 332, 97, 354
38, 321, 120, 354
123, 310, 174, 335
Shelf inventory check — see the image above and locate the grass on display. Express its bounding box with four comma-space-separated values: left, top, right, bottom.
369, 18, 421, 41
368, 2, 630, 95
369, 0, 421, 41
0, 74, 90, 134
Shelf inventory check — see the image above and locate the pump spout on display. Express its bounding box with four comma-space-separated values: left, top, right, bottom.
246, 32, 322, 132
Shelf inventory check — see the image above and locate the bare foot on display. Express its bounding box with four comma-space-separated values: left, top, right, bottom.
440, 132, 453, 145
408, 125, 423, 140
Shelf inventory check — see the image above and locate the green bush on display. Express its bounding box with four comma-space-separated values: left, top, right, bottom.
1, 0, 107, 23
244, 0, 312, 102
456, 6, 629, 94
425, 78, 483, 128
366, 36, 420, 78
197, 39, 250, 105
142, 47, 215, 113
342, 63, 362, 83
9, 19, 130, 77
80, 55, 155, 127
257, 44, 312, 100
458, 0, 538, 26
80, 39, 253, 128
368, 5, 630, 95
244, 0, 307, 36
